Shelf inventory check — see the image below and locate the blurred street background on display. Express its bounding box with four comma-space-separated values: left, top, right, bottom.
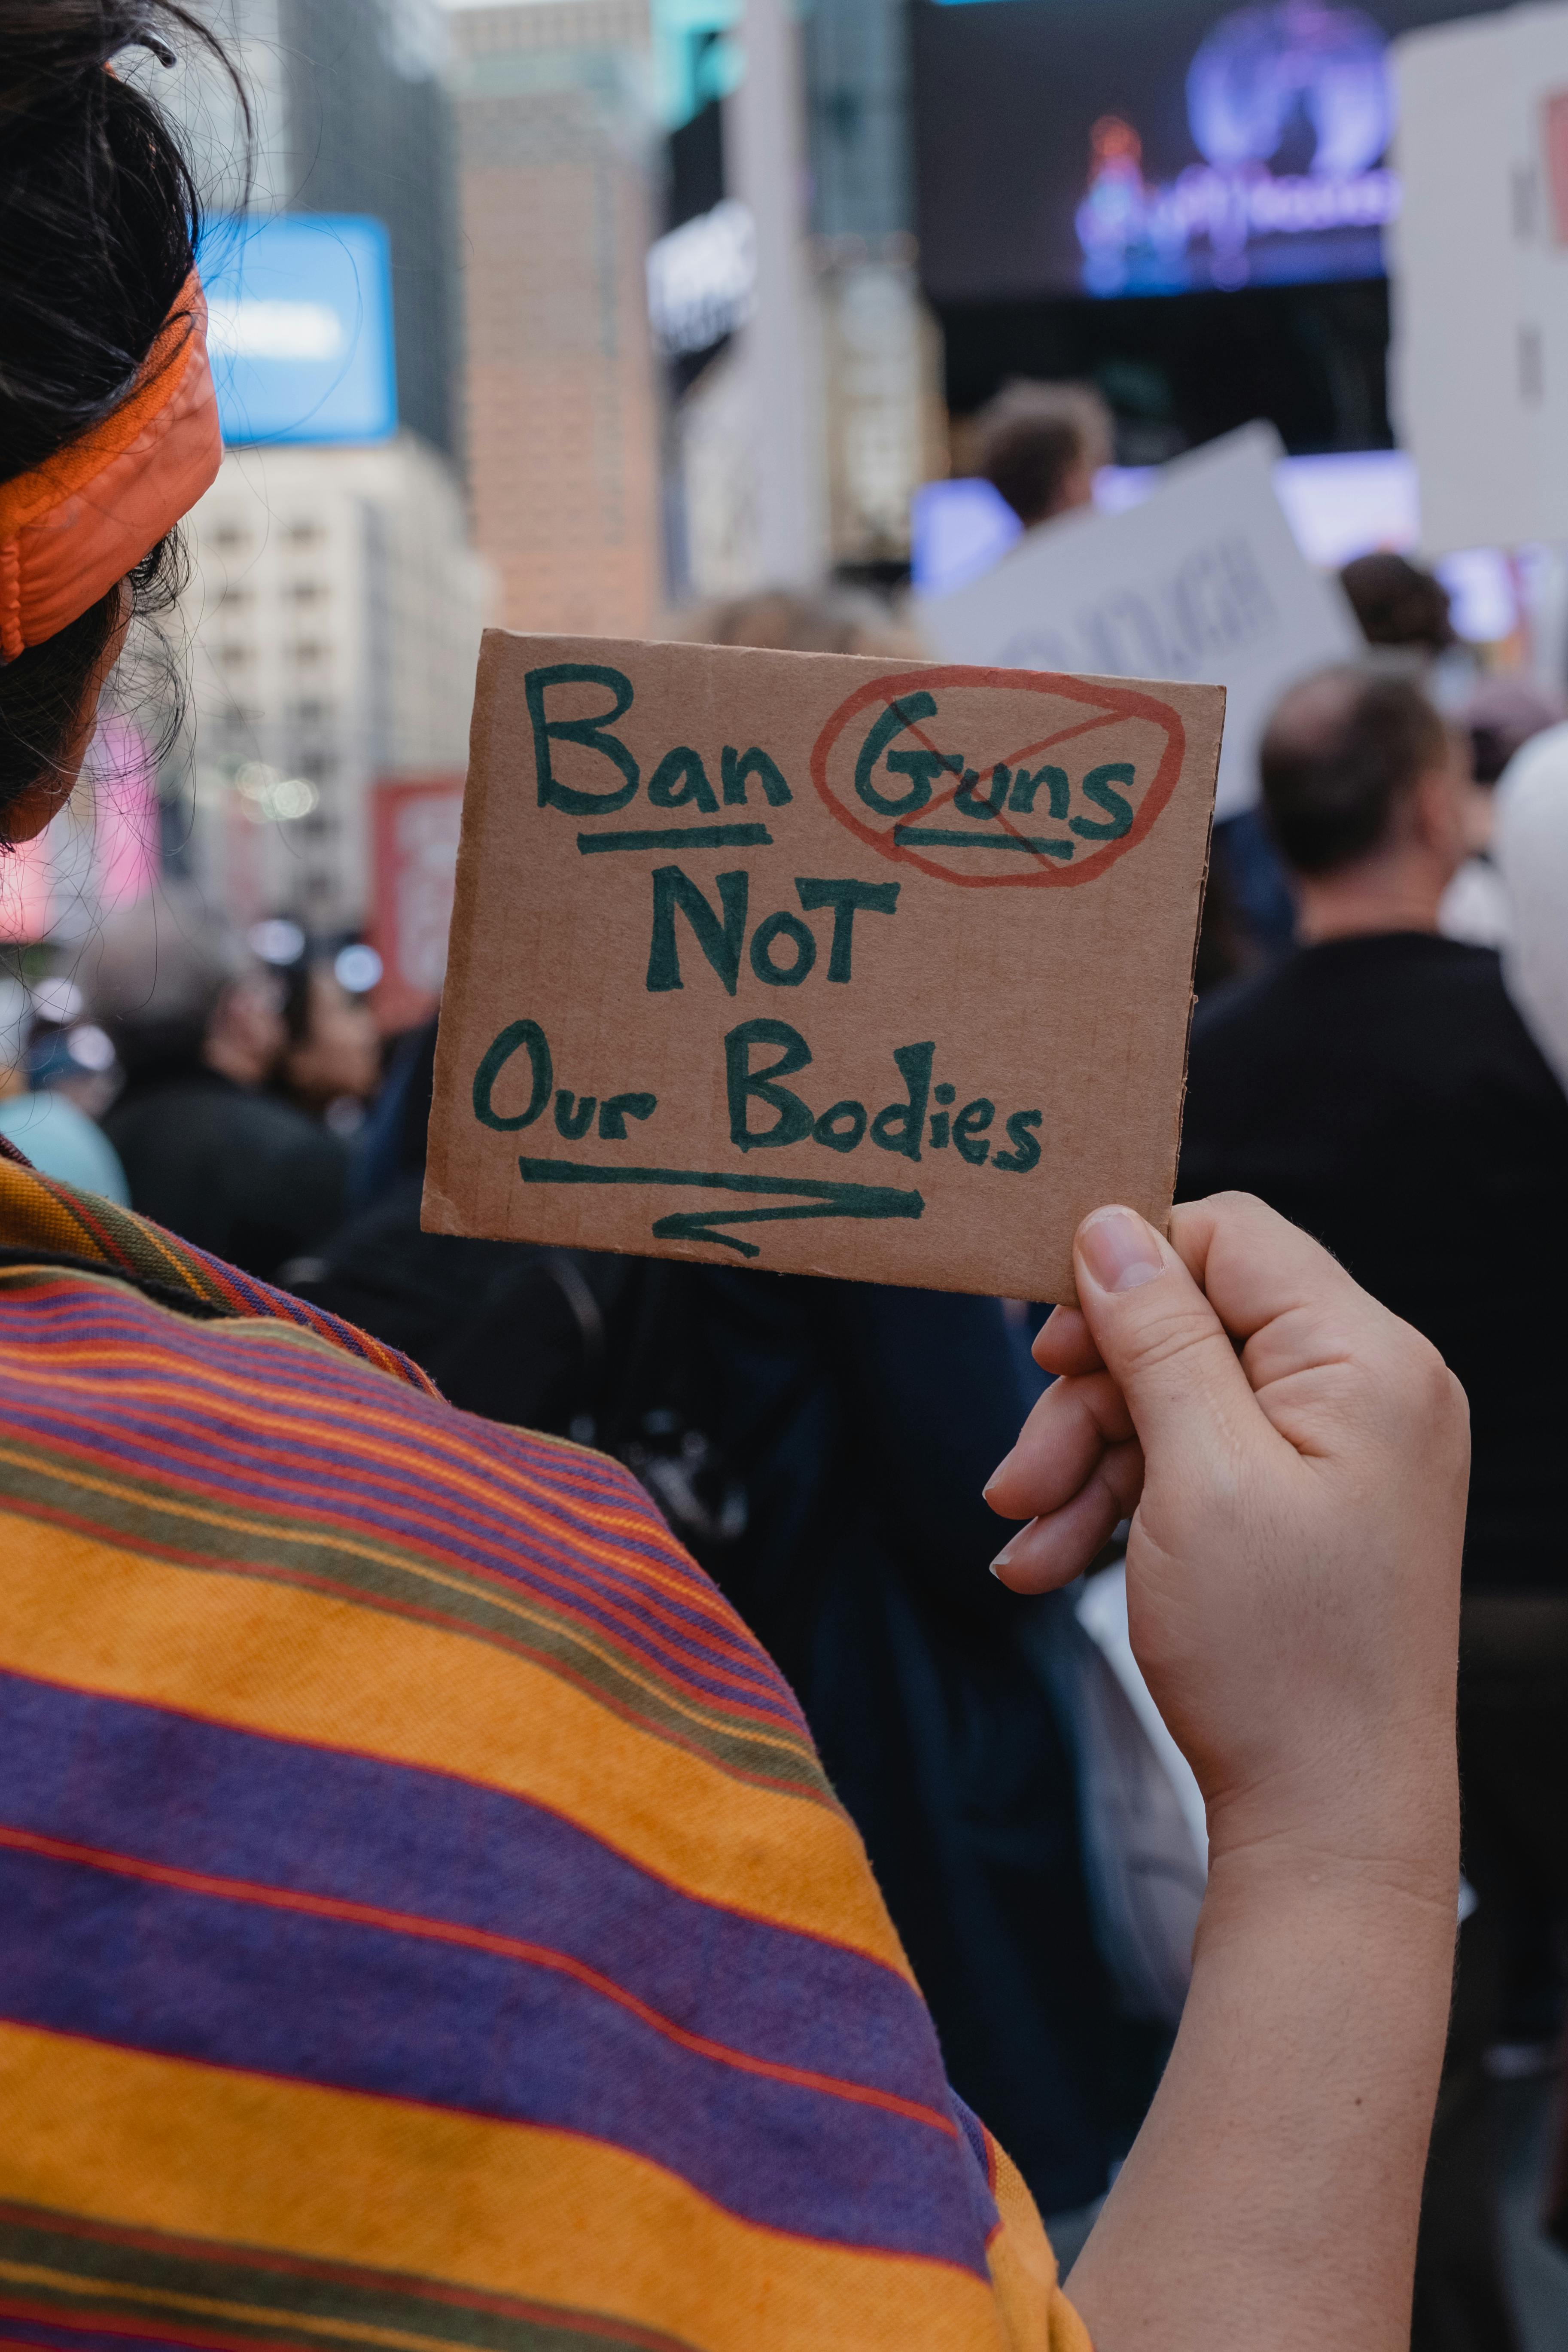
9, 0, 1565, 1007
7, 12, 1568, 2336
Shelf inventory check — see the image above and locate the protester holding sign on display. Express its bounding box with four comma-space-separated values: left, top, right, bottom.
0, 10, 1466, 2351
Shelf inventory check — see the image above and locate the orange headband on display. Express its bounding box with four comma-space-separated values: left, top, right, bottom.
0, 271, 222, 663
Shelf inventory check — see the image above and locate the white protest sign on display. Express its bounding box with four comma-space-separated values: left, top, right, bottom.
919, 422, 1361, 820
1390, 4, 1568, 555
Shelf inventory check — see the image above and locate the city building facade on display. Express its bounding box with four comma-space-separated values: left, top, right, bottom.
168, 0, 460, 456
448, 1, 664, 637
650, 0, 944, 603
174, 437, 488, 932
145, 0, 480, 932
805, 0, 946, 577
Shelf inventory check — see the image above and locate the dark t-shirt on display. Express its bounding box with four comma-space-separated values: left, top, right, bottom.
1178, 932, 1568, 1593
106, 1070, 347, 1282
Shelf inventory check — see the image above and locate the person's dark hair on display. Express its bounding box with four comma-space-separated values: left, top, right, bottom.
1261, 667, 1451, 878
1339, 552, 1455, 655
969, 381, 1112, 530
0, 3, 245, 823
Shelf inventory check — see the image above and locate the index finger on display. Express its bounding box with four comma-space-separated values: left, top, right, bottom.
1032, 1304, 1106, 1379
1169, 1192, 1367, 1345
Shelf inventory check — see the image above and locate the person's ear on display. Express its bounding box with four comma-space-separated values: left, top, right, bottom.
0, 585, 132, 845
1411, 763, 1468, 874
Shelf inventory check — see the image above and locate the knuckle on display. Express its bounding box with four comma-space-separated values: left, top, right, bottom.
1377, 1323, 1470, 1441
1113, 1295, 1227, 1380
1404, 1328, 1459, 1409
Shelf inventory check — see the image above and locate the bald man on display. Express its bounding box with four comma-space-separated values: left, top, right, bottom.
1179, 665, 1568, 2352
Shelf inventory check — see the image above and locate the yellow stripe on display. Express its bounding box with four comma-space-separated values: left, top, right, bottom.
0, 1511, 911, 1977
0, 1315, 679, 1566
0, 1267, 353, 1376
0, 1313, 768, 1642
0, 1432, 804, 1770
0, 2025, 1012, 2352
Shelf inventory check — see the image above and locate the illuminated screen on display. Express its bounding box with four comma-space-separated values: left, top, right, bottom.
196, 215, 397, 445
914, 0, 1507, 304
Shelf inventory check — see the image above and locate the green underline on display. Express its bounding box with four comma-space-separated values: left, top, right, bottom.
517, 1157, 924, 1256
577, 824, 773, 854
892, 827, 1074, 858
518, 1158, 920, 1207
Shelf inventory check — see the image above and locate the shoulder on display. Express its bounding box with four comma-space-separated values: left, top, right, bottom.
0, 1261, 1046, 2334
1413, 936, 1558, 1057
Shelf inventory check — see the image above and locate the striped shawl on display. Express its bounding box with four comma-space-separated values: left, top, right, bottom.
0, 1155, 1088, 2352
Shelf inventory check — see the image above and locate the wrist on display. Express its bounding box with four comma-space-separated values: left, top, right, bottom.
1202, 1732, 1459, 1913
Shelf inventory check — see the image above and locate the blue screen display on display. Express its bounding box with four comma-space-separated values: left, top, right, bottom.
196, 214, 398, 445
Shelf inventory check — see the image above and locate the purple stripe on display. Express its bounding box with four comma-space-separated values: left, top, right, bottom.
0, 1843, 985, 2270
1, 1391, 792, 1725
0, 1674, 933, 2102
4, 1293, 786, 1715
0, 1297, 798, 1728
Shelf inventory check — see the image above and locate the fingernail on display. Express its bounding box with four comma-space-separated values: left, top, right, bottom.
989, 1542, 1014, 1577
1078, 1206, 1164, 1295
982, 1447, 1016, 1498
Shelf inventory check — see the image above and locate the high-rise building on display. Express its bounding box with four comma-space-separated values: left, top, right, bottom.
805, 0, 946, 575
143, 0, 485, 933
168, 0, 460, 457
447, 2, 663, 637
281, 0, 460, 458
650, 0, 943, 602
176, 439, 488, 933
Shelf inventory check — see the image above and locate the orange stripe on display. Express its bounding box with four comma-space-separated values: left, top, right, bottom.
0, 2026, 1013, 2352
0, 1436, 803, 1769
63, 1370, 753, 1659
0, 1254, 432, 1391
0, 1515, 913, 1975
986, 2140, 1088, 2352
0, 1336, 748, 1642
0, 1825, 952, 2140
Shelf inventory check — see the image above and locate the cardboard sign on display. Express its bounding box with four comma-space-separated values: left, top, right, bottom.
919, 423, 1359, 821
423, 632, 1223, 1304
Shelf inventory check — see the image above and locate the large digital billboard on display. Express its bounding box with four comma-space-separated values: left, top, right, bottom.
196, 214, 398, 445
914, 0, 1509, 305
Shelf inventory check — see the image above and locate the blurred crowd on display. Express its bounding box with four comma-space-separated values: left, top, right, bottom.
6, 384, 1568, 2350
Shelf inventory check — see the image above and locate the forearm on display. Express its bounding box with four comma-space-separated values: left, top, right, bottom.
1066, 1792, 1458, 2352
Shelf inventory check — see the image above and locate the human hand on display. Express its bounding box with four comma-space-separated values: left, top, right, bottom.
984, 1193, 1468, 1869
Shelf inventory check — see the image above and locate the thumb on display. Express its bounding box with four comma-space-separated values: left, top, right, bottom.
1074, 1204, 1259, 1465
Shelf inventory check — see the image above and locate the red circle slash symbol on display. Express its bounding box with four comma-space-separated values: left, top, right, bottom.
810, 664, 1188, 889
